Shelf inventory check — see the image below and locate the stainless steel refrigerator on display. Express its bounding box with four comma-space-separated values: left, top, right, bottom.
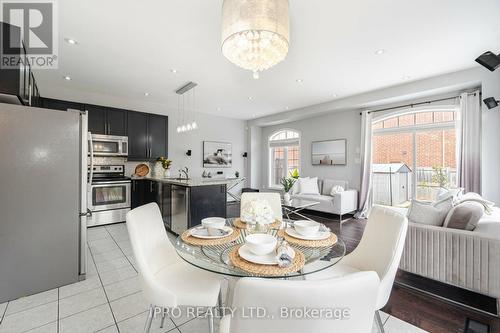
0, 103, 89, 303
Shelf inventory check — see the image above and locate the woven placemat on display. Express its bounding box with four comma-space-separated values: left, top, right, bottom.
233, 218, 282, 230
229, 245, 305, 276
277, 229, 338, 248
181, 228, 241, 246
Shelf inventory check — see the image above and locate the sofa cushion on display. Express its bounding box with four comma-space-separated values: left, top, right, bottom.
443, 201, 484, 231
292, 193, 334, 203
298, 177, 320, 195
322, 179, 348, 196
407, 197, 453, 226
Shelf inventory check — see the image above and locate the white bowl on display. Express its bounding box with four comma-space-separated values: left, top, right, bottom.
245, 234, 277, 256
294, 220, 320, 237
201, 217, 226, 229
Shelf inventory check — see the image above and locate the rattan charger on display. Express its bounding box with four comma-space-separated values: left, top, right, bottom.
277, 229, 338, 248
233, 218, 282, 230
181, 228, 241, 246
229, 244, 305, 276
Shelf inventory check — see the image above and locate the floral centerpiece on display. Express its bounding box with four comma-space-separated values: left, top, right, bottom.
241, 199, 275, 233
156, 156, 172, 178
241, 199, 275, 225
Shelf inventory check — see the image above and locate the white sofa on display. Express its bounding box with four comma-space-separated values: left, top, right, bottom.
290, 179, 358, 221
391, 205, 500, 315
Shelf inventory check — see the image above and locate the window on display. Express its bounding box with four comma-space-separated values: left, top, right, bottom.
269, 130, 300, 187
372, 109, 458, 205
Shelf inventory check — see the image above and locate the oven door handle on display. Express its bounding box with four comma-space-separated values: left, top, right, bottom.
91, 181, 132, 185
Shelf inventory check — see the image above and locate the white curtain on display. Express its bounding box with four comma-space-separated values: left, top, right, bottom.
355, 111, 373, 218
456, 91, 482, 194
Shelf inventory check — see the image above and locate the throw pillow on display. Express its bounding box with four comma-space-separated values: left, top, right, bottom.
298, 177, 320, 195
407, 197, 453, 226
290, 177, 305, 195
330, 185, 345, 196
436, 188, 464, 203
443, 201, 484, 231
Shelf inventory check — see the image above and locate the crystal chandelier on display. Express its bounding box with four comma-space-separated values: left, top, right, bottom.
221, 0, 290, 79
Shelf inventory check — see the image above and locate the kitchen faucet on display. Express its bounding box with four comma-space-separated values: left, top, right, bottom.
178, 167, 189, 180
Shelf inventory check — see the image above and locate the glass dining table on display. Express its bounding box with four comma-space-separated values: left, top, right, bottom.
173, 218, 346, 279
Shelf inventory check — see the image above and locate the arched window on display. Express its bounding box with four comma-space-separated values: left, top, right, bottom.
371, 107, 458, 203
269, 129, 300, 187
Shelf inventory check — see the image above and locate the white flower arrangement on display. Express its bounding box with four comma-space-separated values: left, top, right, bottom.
241, 199, 275, 225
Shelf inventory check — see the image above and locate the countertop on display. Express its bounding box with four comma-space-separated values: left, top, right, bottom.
131, 176, 245, 187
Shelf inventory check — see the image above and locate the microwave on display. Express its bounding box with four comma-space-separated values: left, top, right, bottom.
90, 134, 128, 157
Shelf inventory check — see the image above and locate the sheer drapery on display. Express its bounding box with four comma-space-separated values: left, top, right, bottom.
457, 91, 481, 193
355, 111, 373, 218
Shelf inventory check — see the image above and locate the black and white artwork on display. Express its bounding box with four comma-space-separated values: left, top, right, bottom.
312, 139, 347, 165
203, 141, 232, 168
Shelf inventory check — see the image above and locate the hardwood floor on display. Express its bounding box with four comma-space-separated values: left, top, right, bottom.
227, 202, 500, 333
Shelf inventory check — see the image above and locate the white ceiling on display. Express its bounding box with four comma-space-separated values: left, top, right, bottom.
35, 0, 500, 120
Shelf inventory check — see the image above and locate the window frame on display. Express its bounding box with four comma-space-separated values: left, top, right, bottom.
372, 106, 459, 201
268, 129, 301, 189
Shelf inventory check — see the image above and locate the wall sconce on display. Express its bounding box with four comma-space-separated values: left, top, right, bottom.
186, 150, 192, 156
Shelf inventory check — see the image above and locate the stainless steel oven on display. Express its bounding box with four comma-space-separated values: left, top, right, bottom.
87, 165, 131, 227
91, 134, 128, 157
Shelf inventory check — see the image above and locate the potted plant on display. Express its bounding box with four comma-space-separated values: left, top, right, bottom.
156, 157, 172, 178
280, 177, 296, 204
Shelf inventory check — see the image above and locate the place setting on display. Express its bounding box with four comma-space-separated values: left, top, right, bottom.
229, 232, 305, 276
181, 217, 241, 246
277, 220, 338, 247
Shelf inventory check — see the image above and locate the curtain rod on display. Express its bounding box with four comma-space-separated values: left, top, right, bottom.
360, 91, 479, 115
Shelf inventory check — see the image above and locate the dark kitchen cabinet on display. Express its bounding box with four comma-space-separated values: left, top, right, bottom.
127, 111, 168, 161
40, 98, 84, 111
107, 108, 128, 136
128, 112, 149, 160
131, 179, 158, 209
87, 105, 127, 136
148, 114, 168, 159
188, 185, 227, 229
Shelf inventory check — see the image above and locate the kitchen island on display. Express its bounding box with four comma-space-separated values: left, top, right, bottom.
131, 177, 243, 234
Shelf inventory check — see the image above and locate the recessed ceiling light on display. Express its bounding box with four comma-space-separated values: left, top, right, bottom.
296, 79, 303, 83
402, 75, 411, 80
63, 76, 71, 81
252, 114, 257, 118
64, 38, 78, 45
144, 92, 150, 96
248, 97, 253, 101
332, 93, 338, 98
216, 107, 222, 111
374, 49, 385, 55
170, 69, 178, 74
284, 106, 289, 110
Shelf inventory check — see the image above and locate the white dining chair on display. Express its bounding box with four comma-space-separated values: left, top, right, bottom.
304, 205, 408, 333
126, 203, 222, 333
240, 192, 283, 221
219, 271, 379, 333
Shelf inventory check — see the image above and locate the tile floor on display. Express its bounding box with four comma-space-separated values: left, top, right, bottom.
0, 223, 428, 333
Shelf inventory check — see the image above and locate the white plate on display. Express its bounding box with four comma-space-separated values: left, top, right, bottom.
285, 227, 331, 240
190, 226, 234, 239
238, 244, 280, 265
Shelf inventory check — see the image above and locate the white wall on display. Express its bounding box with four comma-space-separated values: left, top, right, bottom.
250, 67, 500, 204
43, 88, 248, 181
259, 110, 362, 190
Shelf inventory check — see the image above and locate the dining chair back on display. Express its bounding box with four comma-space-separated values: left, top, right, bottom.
219, 271, 379, 333
240, 192, 283, 221
126, 203, 180, 306
342, 205, 408, 309
127, 203, 222, 333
